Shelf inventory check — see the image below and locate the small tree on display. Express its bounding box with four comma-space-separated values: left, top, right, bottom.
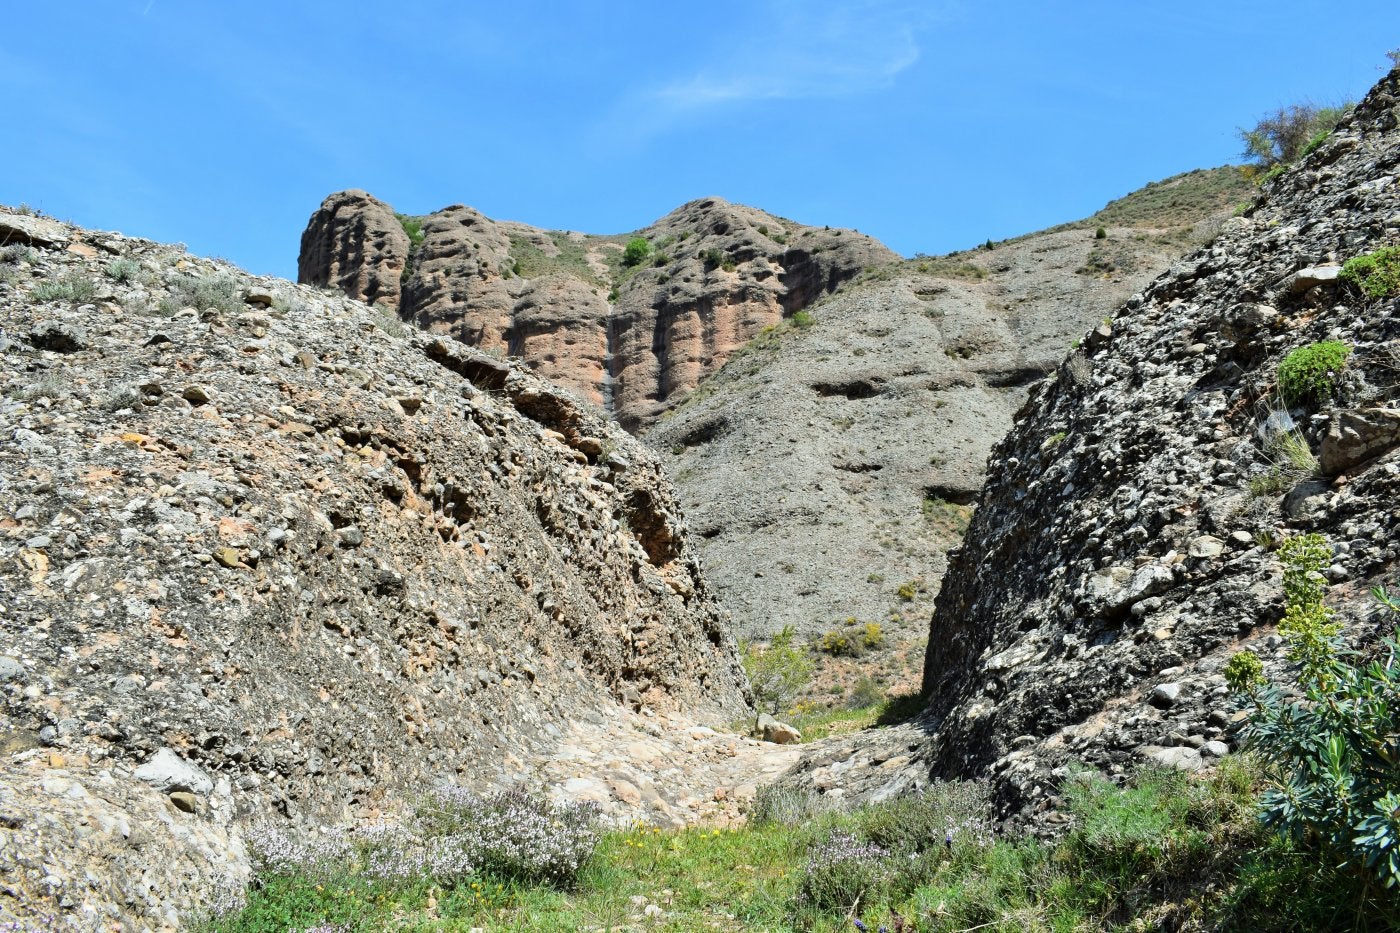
742, 625, 814, 730
1239, 103, 1349, 170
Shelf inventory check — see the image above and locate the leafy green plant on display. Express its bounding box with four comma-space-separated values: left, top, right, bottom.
896, 580, 922, 602
1340, 245, 1400, 299
791, 310, 814, 329
742, 625, 814, 729
1277, 340, 1351, 407
622, 237, 651, 267
1231, 534, 1400, 893
1094, 227, 1107, 240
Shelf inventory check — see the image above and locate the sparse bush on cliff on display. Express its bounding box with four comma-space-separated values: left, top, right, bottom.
158, 273, 243, 317
1277, 339, 1351, 407
30, 271, 96, 303
105, 257, 141, 282
1240, 102, 1350, 172
1341, 244, 1400, 299
622, 236, 651, 267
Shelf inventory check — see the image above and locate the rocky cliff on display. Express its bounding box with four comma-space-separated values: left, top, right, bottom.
0, 212, 750, 929
919, 67, 1400, 817
298, 193, 895, 430
646, 169, 1250, 655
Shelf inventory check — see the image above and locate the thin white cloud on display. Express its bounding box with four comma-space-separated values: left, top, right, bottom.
653, 1, 929, 108
594, 0, 943, 145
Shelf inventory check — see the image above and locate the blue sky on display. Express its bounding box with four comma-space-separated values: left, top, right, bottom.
3, 2, 1397, 280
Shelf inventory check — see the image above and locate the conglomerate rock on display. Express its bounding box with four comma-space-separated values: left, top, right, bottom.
297, 188, 410, 310
917, 65, 1400, 818
0, 218, 749, 928
298, 193, 895, 430
647, 223, 1216, 643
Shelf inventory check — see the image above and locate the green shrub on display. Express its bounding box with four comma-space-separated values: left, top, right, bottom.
860, 622, 883, 650
395, 213, 425, 247
798, 831, 893, 912
1246, 468, 1291, 498
159, 273, 244, 317
1277, 339, 1350, 406
31, 272, 96, 303
1340, 245, 1400, 299
1232, 534, 1400, 893
1094, 227, 1107, 239
816, 629, 863, 657
1256, 163, 1286, 186
105, 258, 141, 282
896, 580, 921, 602
742, 625, 813, 728
621, 237, 651, 267
748, 784, 829, 826
847, 675, 883, 709
791, 309, 814, 329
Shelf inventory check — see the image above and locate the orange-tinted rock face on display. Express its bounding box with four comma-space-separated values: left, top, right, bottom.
298, 193, 896, 428
298, 189, 410, 308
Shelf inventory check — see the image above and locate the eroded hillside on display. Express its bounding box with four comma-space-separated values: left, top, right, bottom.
299, 193, 894, 431
646, 168, 1250, 673
0, 212, 755, 929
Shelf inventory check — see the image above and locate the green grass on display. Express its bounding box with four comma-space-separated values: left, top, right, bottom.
1086, 166, 1254, 228
205, 756, 1399, 932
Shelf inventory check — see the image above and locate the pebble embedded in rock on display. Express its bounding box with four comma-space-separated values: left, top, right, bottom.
1149, 683, 1181, 708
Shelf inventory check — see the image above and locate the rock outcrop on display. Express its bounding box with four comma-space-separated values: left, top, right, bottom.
297, 188, 410, 309
0, 216, 749, 928
298, 194, 895, 429
919, 66, 1400, 817
647, 169, 1249, 645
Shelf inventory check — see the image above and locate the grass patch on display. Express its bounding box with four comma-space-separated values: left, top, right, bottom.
205, 757, 1399, 931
